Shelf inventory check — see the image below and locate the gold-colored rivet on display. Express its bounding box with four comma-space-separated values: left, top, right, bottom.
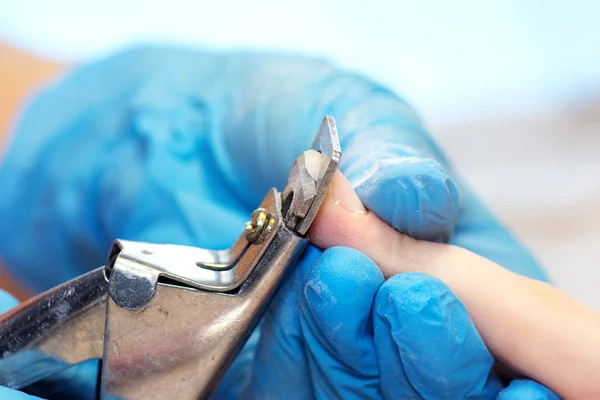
244, 208, 274, 244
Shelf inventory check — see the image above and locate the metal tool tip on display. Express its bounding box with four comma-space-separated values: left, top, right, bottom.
312, 116, 341, 162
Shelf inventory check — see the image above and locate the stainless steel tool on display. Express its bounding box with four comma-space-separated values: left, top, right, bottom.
0, 116, 342, 399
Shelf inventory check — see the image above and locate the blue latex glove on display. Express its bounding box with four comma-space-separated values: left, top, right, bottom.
0, 46, 555, 399
236, 247, 559, 399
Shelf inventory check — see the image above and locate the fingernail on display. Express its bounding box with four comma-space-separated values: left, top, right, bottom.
330, 170, 367, 214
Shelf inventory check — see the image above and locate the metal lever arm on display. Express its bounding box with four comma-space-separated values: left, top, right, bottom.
0, 268, 108, 389
101, 189, 308, 399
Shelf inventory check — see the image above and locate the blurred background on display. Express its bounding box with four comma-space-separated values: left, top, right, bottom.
0, 0, 599, 307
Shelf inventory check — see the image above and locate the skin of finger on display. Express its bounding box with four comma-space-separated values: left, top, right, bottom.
496, 380, 560, 400
310, 177, 428, 279
300, 247, 384, 399
449, 185, 548, 282
372, 273, 503, 400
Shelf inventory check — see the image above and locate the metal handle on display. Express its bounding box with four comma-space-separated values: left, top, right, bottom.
0, 268, 108, 389
100, 190, 308, 399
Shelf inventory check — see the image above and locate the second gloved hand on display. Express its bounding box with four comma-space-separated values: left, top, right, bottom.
235, 246, 559, 400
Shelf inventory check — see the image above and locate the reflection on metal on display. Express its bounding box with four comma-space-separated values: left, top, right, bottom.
0, 269, 107, 389
0, 115, 341, 399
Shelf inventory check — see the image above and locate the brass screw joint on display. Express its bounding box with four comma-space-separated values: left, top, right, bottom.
244, 208, 274, 244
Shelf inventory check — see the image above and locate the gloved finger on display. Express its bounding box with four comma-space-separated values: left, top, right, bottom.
240, 245, 323, 400
300, 247, 384, 399
450, 186, 548, 281
212, 54, 459, 242
372, 273, 503, 400
496, 379, 560, 400
350, 156, 458, 242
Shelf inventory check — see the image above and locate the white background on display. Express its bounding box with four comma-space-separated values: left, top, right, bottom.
1, 0, 599, 124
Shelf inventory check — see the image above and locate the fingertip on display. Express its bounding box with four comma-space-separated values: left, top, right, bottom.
353, 157, 459, 242
309, 171, 370, 251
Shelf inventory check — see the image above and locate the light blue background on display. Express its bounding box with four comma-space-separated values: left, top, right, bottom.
1, 1, 599, 124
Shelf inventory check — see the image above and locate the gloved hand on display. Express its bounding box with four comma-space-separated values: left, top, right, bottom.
232, 247, 559, 400
0, 46, 554, 399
